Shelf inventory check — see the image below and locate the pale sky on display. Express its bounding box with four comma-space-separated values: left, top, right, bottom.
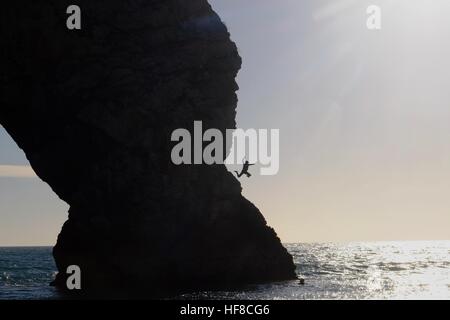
1, 0, 450, 245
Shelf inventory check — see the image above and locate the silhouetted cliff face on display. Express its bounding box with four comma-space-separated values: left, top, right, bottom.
0, 0, 296, 296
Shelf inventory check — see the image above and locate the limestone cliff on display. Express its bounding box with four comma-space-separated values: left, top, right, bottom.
0, 0, 296, 296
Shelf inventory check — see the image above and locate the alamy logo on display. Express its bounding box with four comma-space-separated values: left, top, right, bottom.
367, 5, 381, 30
171, 121, 279, 176
66, 265, 81, 290
66, 5, 81, 30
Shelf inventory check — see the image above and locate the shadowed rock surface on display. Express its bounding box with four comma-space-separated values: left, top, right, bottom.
0, 0, 296, 296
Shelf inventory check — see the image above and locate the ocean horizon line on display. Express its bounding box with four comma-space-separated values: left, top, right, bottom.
1, 239, 449, 248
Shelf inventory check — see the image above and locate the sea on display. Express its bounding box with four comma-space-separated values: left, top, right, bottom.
1, 241, 449, 300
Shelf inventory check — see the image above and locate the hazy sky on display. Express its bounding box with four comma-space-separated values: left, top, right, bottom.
2, 0, 450, 245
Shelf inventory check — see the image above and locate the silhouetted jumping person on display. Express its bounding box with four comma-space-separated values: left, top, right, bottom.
234, 159, 255, 178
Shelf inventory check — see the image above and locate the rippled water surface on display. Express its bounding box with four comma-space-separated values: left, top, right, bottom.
1, 241, 449, 299
0, 247, 58, 299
